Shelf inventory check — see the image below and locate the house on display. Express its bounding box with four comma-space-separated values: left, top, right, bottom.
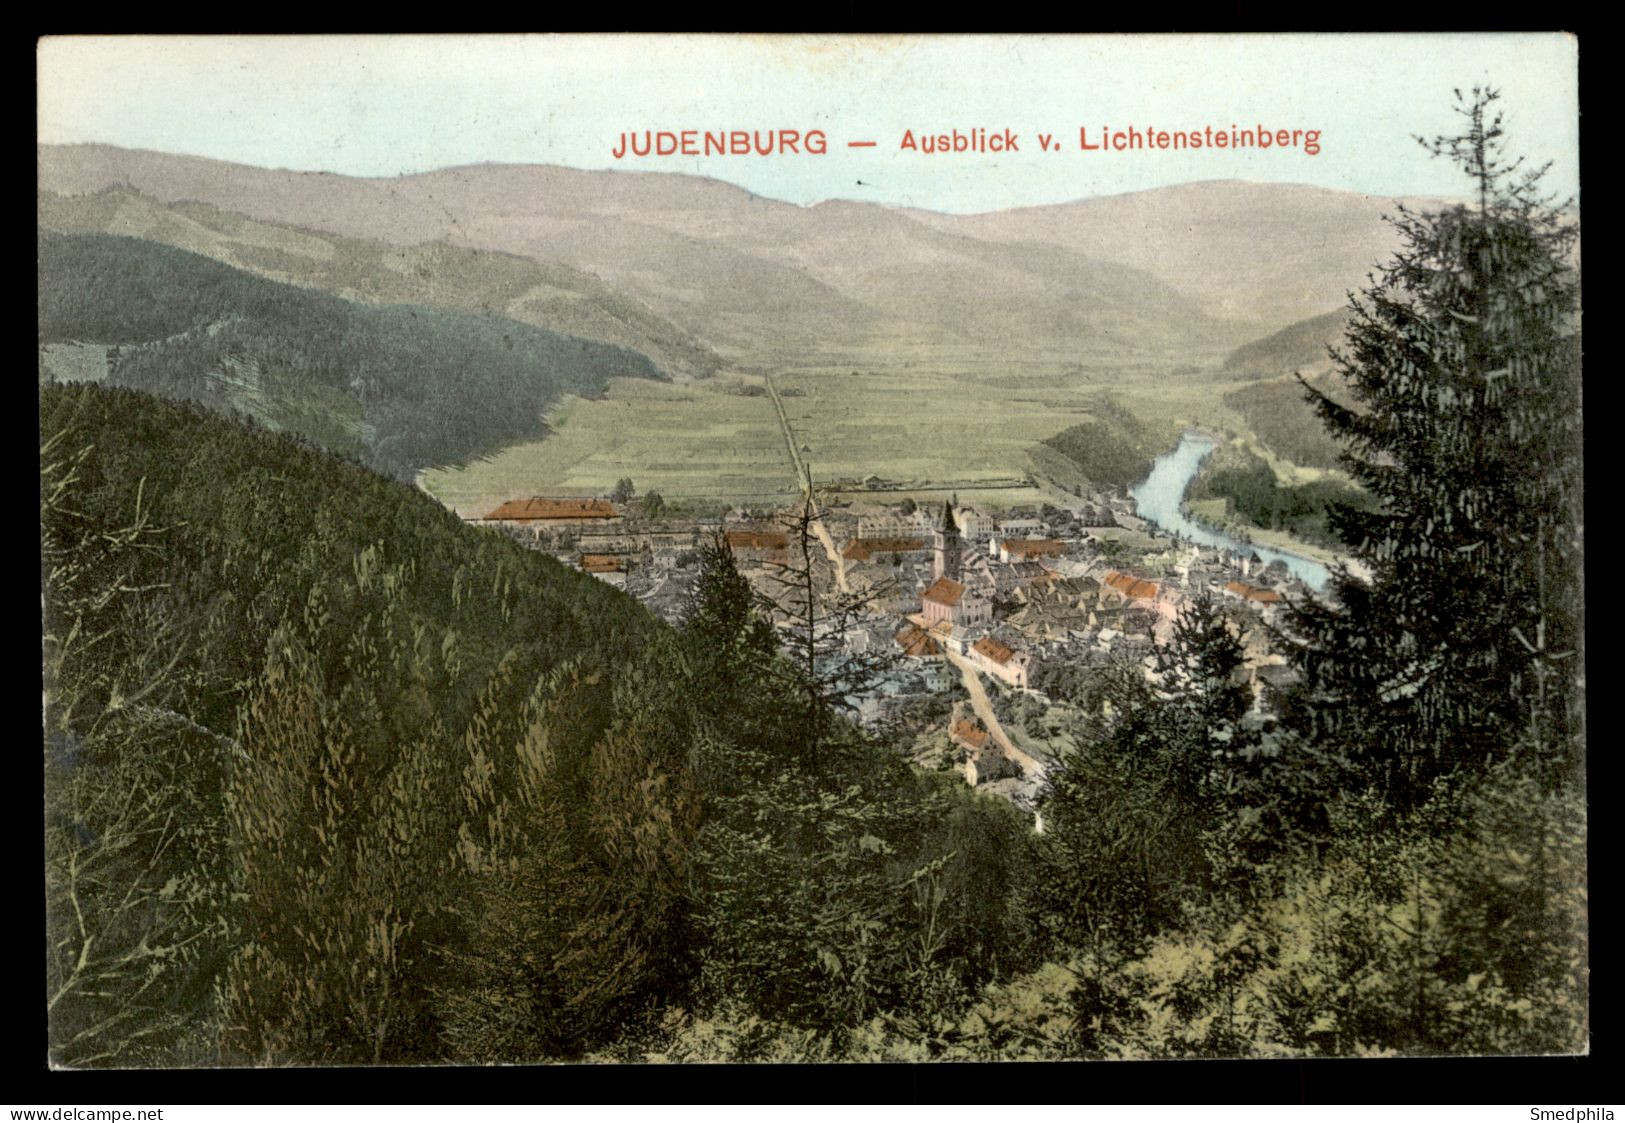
1101, 569, 1161, 603
953, 506, 996, 541
996, 517, 1043, 537
995, 537, 1066, 564
1005, 580, 1098, 643
1223, 579, 1284, 606
480, 497, 622, 525
952, 719, 1017, 786
951, 717, 990, 752
894, 621, 944, 658
857, 512, 933, 539
579, 553, 628, 588
987, 560, 1059, 596
921, 576, 991, 630
576, 533, 645, 569
842, 536, 929, 563
475, 497, 623, 541
970, 635, 1032, 689
725, 528, 789, 567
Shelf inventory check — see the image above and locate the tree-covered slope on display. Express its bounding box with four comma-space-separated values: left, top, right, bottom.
38, 231, 666, 477
43, 383, 695, 1065
1221, 309, 1350, 378
42, 384, 1036, 1067
1220, 374, 1353, 470
1041, 396, 1172, 490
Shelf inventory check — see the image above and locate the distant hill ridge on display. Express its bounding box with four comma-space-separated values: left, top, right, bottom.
1222, 309, 1351, 377
38, 230, 665, 478
39, 143, 1446, 360
38, 183, 724, 381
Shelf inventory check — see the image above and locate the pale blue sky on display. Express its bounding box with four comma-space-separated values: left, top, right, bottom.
37, 34, 1579, 214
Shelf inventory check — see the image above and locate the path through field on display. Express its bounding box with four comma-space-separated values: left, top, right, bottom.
764, 371, 852, 593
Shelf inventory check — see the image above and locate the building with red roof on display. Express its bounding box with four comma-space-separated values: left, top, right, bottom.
921, 576, 991, 629
1224, 580, 1283, 605
1102, 569, 1161, 602
970, 635, 1032, 689
482, 497, 621, 524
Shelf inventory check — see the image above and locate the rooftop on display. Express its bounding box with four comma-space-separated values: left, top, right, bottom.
923, 576, 968, 607
951, 718, 990, 750
484, 497, 619, 522
894, 622, 944, 657
1001, 538, 1066, 558
972, 636, 1017, 665
1104, 570, 1160, 601
843, 536, 927, 561
1226, 580, 1284, 604
726, 529, 789, 551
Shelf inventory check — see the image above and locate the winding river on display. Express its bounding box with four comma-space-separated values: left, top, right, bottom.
1129, 432, 1332, 593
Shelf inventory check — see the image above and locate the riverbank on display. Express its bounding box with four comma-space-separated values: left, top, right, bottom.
1129, 432, 1334, 591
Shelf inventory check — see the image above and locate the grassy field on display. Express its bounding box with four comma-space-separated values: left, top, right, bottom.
422, 365, 1264, 517
421, 378, 801, 517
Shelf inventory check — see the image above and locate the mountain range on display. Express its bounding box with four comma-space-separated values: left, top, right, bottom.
40, 143, 1439, 369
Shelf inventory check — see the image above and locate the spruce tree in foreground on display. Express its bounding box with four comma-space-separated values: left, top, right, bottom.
1291, 86, 1582, 802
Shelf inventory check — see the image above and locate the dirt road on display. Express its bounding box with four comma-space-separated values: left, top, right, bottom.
943, 646, 1048, 779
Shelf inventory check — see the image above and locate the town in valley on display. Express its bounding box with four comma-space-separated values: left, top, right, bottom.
468, 459, 1310, 821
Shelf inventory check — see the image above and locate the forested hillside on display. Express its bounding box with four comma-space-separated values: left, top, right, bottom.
1222, 309, 1349, 378
1222, 374, 1354, 470
1041, 397, 1170, 490
44, 385, 1585, 1067
1186, 444, 1378, 549
42, 385, 1032, 1066
40, 89, 1585, 1067
38, 232, 665, 477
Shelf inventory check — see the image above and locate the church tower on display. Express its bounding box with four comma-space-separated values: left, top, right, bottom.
933, 498, 962, 581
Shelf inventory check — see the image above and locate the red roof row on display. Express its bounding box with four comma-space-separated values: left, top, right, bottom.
1225, 580, 1283, 604
485, 497, 619, 522
726, 529, 789, 551
1103, 570, 1160, 601
894, 622, 943, 657
1001, 538, 1065, 558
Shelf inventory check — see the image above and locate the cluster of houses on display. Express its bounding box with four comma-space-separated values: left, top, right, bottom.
828, 495, 1308, 793
469, 496, 711, 622
469, 487, 1309, 808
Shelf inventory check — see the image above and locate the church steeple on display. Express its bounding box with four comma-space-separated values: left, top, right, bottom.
934, 497, 962, 581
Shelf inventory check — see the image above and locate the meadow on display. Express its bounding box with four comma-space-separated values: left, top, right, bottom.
421, 363, 1266, 517
422, 377, 801, 516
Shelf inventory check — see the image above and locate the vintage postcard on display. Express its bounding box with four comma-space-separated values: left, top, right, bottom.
38, 33, 1583, 1067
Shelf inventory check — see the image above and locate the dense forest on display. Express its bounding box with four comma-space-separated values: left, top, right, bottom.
42, 90, 1584, 1065
43, 385, 1033, 1065
1042, 396, 1168, 490
38, 232, 664, 477
1221, 310, 1349, 379
42, 383, 1586, 1064
1222, 374, 1352, 470
1186, 445, 1379, 549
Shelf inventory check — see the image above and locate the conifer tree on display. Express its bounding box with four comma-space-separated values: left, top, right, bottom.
766, 499, 898, 769
1291, 87, 1582, 800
